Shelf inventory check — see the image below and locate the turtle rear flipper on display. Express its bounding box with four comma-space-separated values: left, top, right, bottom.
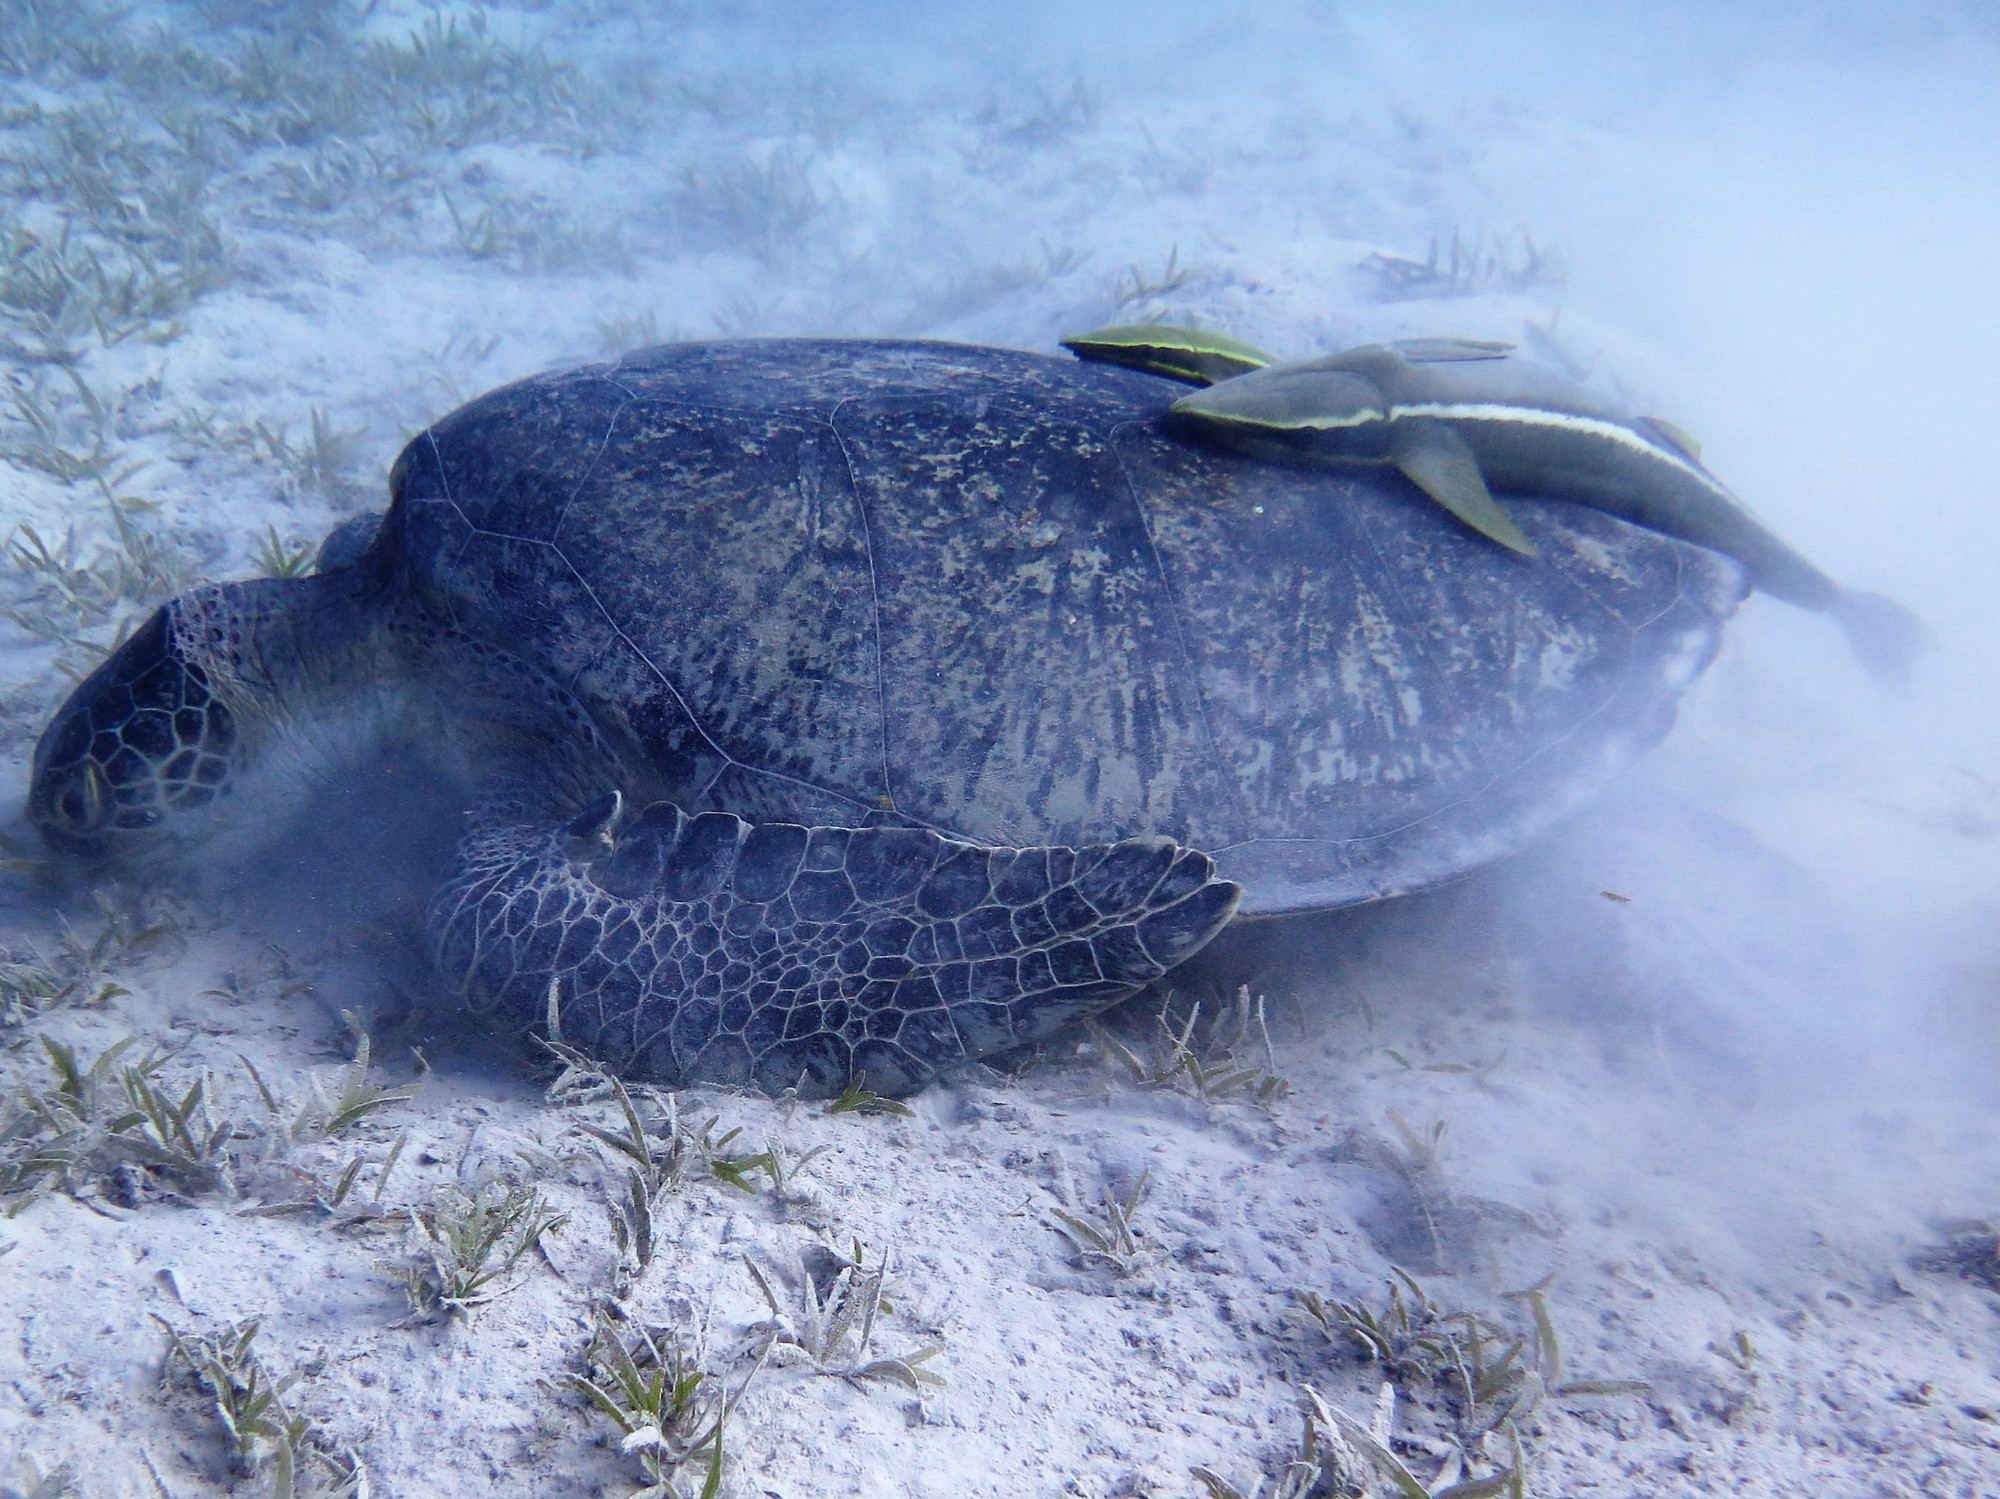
431, 802, 1241, 1097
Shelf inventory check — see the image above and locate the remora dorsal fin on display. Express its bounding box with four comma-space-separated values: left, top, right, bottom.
1390, 417, 1538, 556
1390, 337, 1516, 363
1635, 415, 1703, 462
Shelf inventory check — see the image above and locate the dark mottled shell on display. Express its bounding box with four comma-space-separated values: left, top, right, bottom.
387, 340, 1743, 915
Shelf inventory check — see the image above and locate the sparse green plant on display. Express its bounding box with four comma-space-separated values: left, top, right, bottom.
241, 1128, 409, 1226
596, 312, 667, 357
1298, 1271, 1644, 1447
1039, 239, 1088, 279
166, 404, 367, 505
199, 952, 317, 1009
442, 189, 628, 275
1191, 1422, 1327, 1499
156, 1317, 304, 1469
0, 214, 218, 362
1376, 1108, 1459, 1272
900, 236, 1093, 333
412, 329, 505, 408
1048, 1169, 1157, 1276
556, 1312, 756, 1499
1502, 1277, 1648, 1404
0, 1034, 138, 1205
253, 525, 318, 579
0, 0, 623, 629
401, 1182, 567, 1319
1298, 1270, 1537, 1442
1707, 1329, 1757, 1375
709, 287, 783, 338
975, 78, 1101, 150
58, 889, 181, 969
0, 830, 54, 884
604, 1164, 660, 1291
1296, 1383, 1526, 1499
667, 147, 835, 263
1190, 1459, 1323, 1499
0, 1034, 259, 1208
544, 1034, 627, 1107
1501, 1276, 1563, 1389
1193, 1383, 1376, 1499
309, 1019, 420, 1138
708, 1135, 832, 1207
1376, 1046, 1508, 1082
248, 408, 367, 503
1298, 1270, 1469, 1385
155, 1316, 368, 1498
826, 1077, 914, 1118
549, 1044, 754, 1200
1384, 1110, 1450, 1177
1357, 229, 1564, 303
115, 1060, 240, 1196
0, 957, 65, 1026
0, 914, 140, 1023
3, 492, 194, 672
240, 1016, 419, 1144
1088, 985, 1290, 1107
1112, 244, 1199, 310
553, 1051, 835, 1279
745, 1243, 944, 1390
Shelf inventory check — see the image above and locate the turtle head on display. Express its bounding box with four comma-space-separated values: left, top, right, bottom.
28, 602, 241, 862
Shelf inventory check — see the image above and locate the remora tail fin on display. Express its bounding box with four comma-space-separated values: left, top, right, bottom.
1832, 589, 1930, 689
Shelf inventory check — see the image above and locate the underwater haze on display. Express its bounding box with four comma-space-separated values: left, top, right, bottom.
1, 1, 1997, 1494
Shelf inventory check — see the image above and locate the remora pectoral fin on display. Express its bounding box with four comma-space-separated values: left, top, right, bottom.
1390, 418, 1538, 556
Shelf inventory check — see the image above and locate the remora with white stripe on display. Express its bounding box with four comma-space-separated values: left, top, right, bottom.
1170, 339, 1926, 683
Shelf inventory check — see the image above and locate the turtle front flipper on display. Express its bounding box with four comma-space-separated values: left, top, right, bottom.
431, 801, 1241, 1097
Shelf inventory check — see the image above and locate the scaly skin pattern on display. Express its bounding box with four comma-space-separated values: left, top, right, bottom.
432, 802, 1236, 1095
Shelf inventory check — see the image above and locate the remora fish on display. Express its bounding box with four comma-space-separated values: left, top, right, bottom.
1061, 322, 1276, 386
1171, 338, 1927, 683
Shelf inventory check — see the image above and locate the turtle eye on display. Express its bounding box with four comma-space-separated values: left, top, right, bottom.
52, 762, 109, 833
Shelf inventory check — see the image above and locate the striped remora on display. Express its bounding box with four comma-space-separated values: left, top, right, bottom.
1061, 322, 1277, 386
1170, 338, 1927, 683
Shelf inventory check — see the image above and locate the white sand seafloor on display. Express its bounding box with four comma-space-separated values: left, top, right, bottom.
2, 2, 1998, 1495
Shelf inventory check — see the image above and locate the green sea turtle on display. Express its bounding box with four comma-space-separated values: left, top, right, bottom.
26, 339, 1747, 1096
